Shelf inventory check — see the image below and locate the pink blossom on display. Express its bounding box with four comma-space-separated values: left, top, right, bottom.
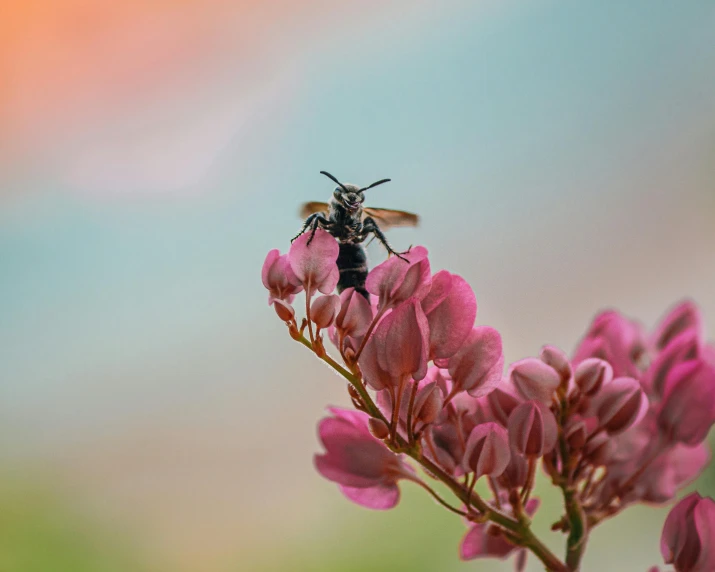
462, 422, 511, 479
288, 228, 340, 296
314, 408, 413, 510
509, 358, 560, 405
508, 401, 558, 457
658, 359, 715, 445
645, 330, 700, 399
261, 249, 303, 304
661, 493, 715, 572
487, 382, 522, 426
540, 345, 573, 386
447, 326, 504, 397
421, 270, 477, 360
365, 246, 431, 310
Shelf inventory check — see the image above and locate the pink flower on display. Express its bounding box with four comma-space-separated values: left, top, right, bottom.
460, 498, 540, 566
509, 358, 560, 405
658, 359, 715, 445
314, 408, 414, 510
421, 270, 477, 360
593, 376, 646, 435
261, 249, 303, 304
661, 493, 715, 572
365, 246, 432, 310
446, 326, 504, 397
288, 228, 340, 296
540, 345, 573, 386
508, 401, 558, 457
574, 358, 613, 396
462, 422, 511, 479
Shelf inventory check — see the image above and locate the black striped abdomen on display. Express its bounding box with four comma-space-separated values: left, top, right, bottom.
336, 243, 369, 300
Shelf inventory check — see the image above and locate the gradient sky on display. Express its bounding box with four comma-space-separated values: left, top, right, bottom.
1, 2, 715, 570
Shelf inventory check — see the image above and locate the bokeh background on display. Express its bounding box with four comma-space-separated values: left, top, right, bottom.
2, 1, 714, 571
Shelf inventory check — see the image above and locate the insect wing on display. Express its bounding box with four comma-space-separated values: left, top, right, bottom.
363, 207, 420, 229
299, 201, 330, 219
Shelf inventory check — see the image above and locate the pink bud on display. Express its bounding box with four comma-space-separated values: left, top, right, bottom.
540, 345, 572, 385
509, 358, 561, 405
575, 358, 613, 396
422, 271, 477, 360
658, 359, 715, 446
368, 418, 390, 440
447, 326, 504, 397
358, 334, 399, 390
373, 299, 430, 382
262, 249, 303, 303
413, 382, 444, 427
583, 431, 612, 466
288, 228, 340, 295
661, 493, 715, 572
645, 330, 700, 398
366, 246, 431, 310
508, 401, 558, 457
564, 418, 588, 451
462, 423, 511, 479
310, 294, 341, 329
487, 383, 522, 426
496, 446, 529, 489
595, 377, 645, 434
335, 288, 373, 338
272, 299, 295, 322
653, 300, 703, 351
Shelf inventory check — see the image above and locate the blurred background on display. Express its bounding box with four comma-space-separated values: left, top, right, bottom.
1, 1, 714, 570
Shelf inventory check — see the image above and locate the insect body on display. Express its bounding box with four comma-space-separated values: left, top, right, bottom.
294, 171, 419, 300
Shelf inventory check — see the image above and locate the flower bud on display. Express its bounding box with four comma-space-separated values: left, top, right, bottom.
462, 422, 511, 480
653, 300, 703, 351
564, 418, 588, 451
413, 382, 444, 427
509, 358, 561, 405
272, 299, 295, 322
595, 377, 645, 434
310, 294, 341, 329
262, 250, 303, 303
366, 246, 431, 310
368, 418, 390, 440
487, 384, 521, 426
661, 492, 715, 572
574, 358, 613, 396
508, 401, 558, 457
583, 431, 612, 466
540, 345, 572, 385
335, 288, 373, 338
658, 359, 715, 445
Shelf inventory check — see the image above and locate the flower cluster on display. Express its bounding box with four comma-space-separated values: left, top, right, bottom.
262, 230, 715, 572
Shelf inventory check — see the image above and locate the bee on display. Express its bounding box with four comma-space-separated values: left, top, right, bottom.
293, 171, 419, 300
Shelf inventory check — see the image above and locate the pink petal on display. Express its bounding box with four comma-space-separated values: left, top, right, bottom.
288, 228, 339, 293
424, 272, 478, 360
374, 299, 430, 382
653, 299, 703, 351
540, 345, 572, 385
448, 326, 504, 397
365, 246, 430, 309
311, 294, 341, 329
460, 523, 516, 560
574, 358, 613, 396
335, 288, 374, 338
595, 377, 646, 434
508, 401, 558, 457
463, 422, 511, 479
339, 483, 400, 510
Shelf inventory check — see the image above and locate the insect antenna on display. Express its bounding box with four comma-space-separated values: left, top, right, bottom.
359, 178, 391, 191
319, 171, 349, 192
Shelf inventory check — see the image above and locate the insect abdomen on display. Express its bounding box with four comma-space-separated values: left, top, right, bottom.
336, 243, 369, 300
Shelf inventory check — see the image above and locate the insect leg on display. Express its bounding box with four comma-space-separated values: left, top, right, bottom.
306, 214, 331, 246
292, 213, 325, 243
362, 217, 409, 262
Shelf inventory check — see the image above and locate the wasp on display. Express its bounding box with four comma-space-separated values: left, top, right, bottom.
293, 171, 419, 300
